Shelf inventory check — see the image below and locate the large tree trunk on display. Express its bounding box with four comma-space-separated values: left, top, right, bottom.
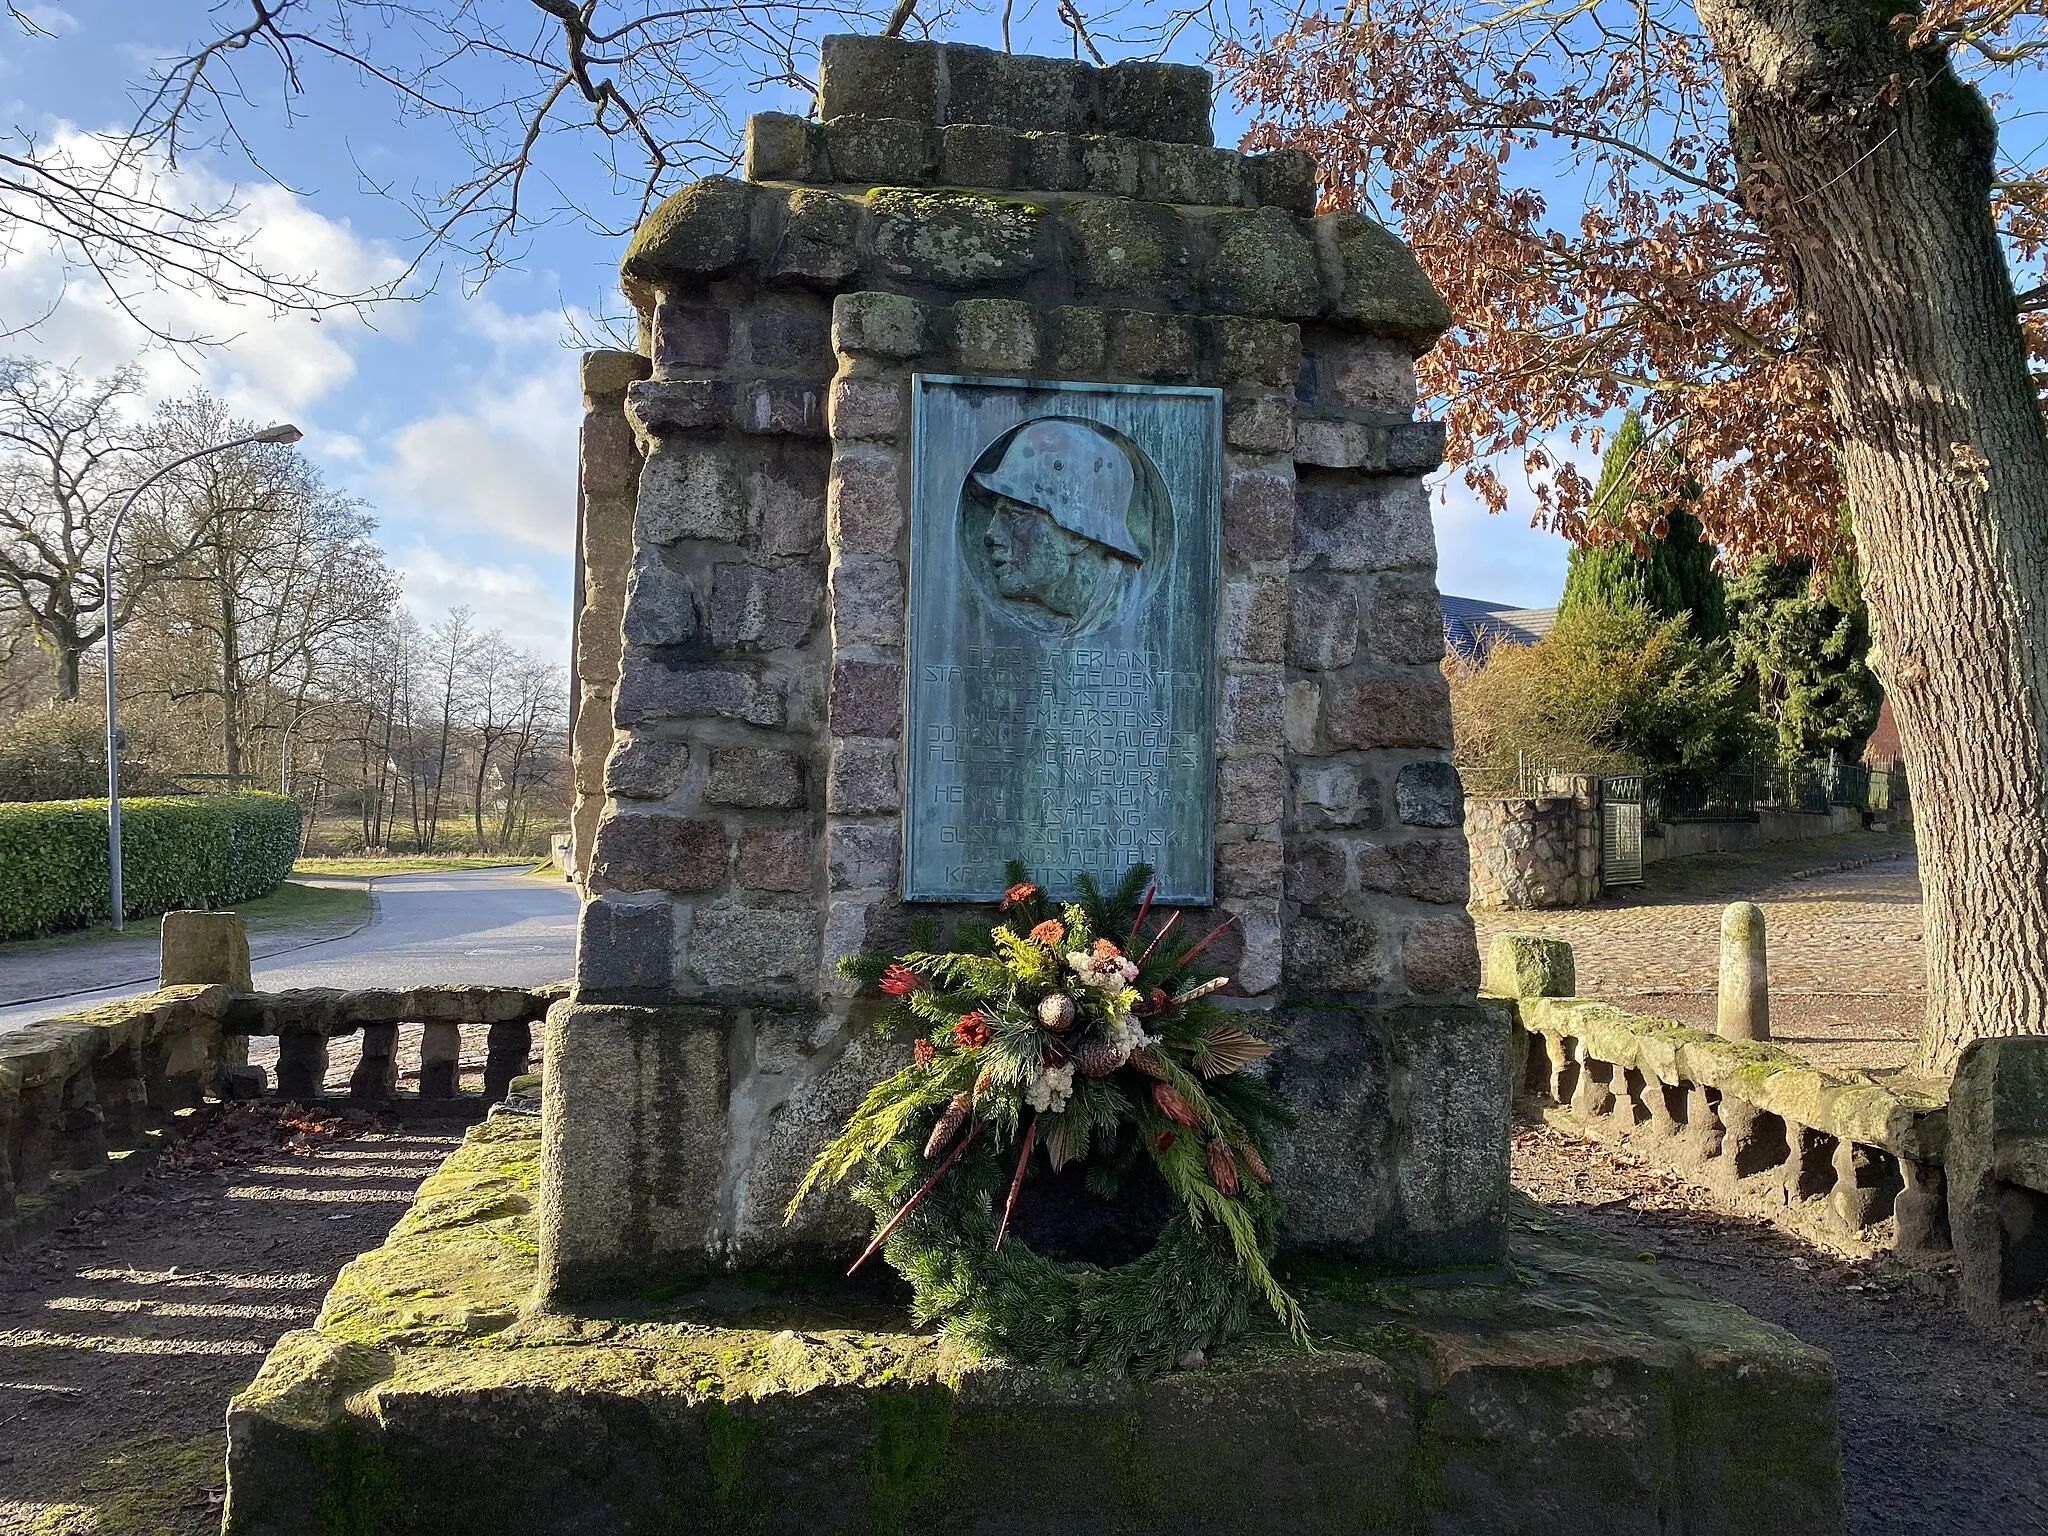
1697, 0, 2048, 1076
53, 644, 80, 703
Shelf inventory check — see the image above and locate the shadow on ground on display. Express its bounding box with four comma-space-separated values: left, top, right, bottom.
0, 1107, 462, 1535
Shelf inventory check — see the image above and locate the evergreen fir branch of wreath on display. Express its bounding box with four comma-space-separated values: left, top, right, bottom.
789, 864, 1308, 1376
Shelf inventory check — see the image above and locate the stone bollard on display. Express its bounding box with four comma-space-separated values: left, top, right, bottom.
160, 910, 253, 989
1716, 902, 1770, 1042
1482, 933, 1576, 999
161, 910, 254, 1089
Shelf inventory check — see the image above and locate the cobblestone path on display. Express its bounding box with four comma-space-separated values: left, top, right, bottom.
1474, 830, 1925, 1074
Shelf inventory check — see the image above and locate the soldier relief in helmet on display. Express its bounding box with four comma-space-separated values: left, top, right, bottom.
963, 418, 1163, 635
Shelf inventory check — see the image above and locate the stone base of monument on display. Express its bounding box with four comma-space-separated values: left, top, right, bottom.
223, 1118, 1845, 1536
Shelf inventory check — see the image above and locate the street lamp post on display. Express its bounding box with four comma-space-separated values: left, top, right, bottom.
103, 422, 302, 931
279, 699, 345, 795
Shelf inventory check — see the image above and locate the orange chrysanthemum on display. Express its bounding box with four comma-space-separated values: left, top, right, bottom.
1030, 919, 1065, 945
1001, 882, 1040, 910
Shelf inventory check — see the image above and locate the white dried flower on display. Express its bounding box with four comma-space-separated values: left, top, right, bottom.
1025, 1060, 1077, 1113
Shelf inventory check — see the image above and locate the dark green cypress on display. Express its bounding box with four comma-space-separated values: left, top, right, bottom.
1559, 412, 1726, 642
1726, 539, 1883, 763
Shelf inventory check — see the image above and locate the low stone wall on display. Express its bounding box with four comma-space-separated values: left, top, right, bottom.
1464, 779, 1600, 908
1486, 936, 1950, 1255
0, 981, 563, 1250
1646, 806, 1865, 863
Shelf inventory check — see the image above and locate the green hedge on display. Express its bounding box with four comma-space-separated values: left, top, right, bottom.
0, 792, 302, 940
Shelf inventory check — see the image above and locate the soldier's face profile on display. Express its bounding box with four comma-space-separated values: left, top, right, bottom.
984, 497, 1077, 606
982, 496, 1126, 621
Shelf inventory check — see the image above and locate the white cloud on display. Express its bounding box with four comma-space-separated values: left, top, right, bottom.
0, 124, 409, 418
1430, 448, 1588, 611
395, 542, 571, 665
371, 300, 583, 554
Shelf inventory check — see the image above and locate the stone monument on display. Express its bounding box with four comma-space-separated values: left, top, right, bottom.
542, 30, 1502, 1300
224, 37, 1846, 1534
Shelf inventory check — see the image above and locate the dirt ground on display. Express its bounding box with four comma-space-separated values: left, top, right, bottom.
1475, 829, 1925, 1074
1515, 1122, 2048, 1536
0, 1107, 464, 1534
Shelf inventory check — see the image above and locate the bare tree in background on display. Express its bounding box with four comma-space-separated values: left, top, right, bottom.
0, 360, 203, 701
464, 628, 517, 847
143, 394, 397, 782
495, 650, 568, 851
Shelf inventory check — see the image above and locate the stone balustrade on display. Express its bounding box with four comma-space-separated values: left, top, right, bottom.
1486, 934, 1952, 1254
0, 980, 563, 1251
1947, 1036, 2048, 1337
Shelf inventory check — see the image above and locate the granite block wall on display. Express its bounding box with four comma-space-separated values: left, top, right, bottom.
541, 34, 1505, 1299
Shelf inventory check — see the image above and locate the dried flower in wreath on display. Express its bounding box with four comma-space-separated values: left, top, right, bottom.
788, 862, 1307, 1377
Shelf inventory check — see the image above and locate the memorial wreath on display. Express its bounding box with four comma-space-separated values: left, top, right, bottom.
789, 864, 1309, 1375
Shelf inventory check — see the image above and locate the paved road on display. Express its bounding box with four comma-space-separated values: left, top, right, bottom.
0, 869, 580, 1032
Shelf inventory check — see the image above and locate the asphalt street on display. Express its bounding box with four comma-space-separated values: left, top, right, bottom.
0, 868, 579, 1032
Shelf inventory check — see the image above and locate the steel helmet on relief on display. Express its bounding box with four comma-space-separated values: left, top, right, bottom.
971, 419, 1143, 561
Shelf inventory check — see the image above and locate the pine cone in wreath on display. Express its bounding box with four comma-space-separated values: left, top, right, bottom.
1236, 1137, 1272, 1185
1206, 1137, 1241, 1196
1038, 993, 1077, 1031
1074, 1039, 1123, 1077
925, 1091, 971, 1159
1153, 1082, 1202, 1128
1127, 1049, 1170, 1080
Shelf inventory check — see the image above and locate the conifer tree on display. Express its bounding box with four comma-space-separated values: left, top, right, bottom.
1727, 545, 1883, 765
1559, 414, 1726, 642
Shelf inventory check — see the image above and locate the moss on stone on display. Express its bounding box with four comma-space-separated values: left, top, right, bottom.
225, 1114, 1843, 1534
867, 188, 1045, 288
1521, 993, 1948, 1158
1320, 210, 1452, 349
28, 1432, 219, 1536
866, 1387, 956, 1532
1203, 205, 1321, 318
622, 177, 755, 279
703, 1400, 764, 1517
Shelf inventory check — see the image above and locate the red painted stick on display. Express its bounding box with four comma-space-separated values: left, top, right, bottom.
1136, 910, 1180, 968
1177, 912, 1241, 969
994, 1115, 1038, 1252
1128, 882, 1158, 947
847, 1120, 981, 1276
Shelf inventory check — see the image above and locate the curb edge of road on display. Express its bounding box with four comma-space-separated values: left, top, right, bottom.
0, 877, 382, 1012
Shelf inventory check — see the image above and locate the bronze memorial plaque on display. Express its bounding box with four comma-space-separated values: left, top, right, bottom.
904, 375, 1221, 903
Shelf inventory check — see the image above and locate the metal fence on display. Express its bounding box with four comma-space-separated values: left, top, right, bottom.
1646, 753, 1907, 825
1458, 752, 1909, 827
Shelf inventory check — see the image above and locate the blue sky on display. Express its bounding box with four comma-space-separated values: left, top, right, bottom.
0, 2, 1574, 668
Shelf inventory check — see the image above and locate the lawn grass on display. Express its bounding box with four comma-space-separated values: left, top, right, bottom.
237, 878, 371, 933
292, 854, 537, 876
